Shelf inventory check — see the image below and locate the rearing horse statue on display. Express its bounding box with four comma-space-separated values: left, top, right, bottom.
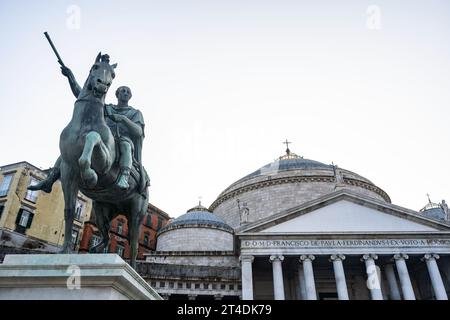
59, 52, 148, 268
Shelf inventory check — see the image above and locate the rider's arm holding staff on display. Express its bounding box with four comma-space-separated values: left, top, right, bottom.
61, 66, 82, 98
44, 32, 81, 99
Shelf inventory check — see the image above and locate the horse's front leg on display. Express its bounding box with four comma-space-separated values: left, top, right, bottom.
78, 131, 102, 188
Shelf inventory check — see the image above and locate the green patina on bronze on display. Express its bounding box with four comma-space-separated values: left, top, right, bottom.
30, 34, 149, 269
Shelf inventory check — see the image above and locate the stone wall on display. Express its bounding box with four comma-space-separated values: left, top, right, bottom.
137, 262, 241, 281
146, 253, 238, 267
157, 226, 234, 251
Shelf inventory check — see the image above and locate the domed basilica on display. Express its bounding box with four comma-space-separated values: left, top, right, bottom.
139, 146, 450, 300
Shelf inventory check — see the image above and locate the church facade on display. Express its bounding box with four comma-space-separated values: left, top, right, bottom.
139, 148, 450, 300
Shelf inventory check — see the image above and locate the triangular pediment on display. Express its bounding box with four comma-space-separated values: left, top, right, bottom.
238, 191, 449, 234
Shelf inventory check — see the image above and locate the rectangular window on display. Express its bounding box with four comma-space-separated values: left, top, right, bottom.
156, 217, 162, 231
74, 200, 84, 221
25, 177, 39, 203
0, 204, 4, 219
71, 229, 79, 250
159, 282, 165, 288
89, 235, 101, 249
15, 209, 34, 234
143, 233, 149, 246
116, 244, 124, 257
146, 215, 152, 227
169, 282, 174, 289
18, 210, 31, 227
177, 283, 183, 289
0, 174, 13, 197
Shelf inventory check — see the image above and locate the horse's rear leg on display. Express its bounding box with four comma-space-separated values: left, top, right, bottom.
128, 196, 147, 269
60, 162, 79, 253
90, 201, 111, 253
79, 131, 101, 188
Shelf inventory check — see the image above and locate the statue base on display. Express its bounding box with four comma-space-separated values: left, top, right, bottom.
0, 254, 161, 300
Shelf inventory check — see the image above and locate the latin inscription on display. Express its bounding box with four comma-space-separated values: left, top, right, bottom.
242, 239, 450, 248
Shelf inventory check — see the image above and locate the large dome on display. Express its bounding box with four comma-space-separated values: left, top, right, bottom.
210, 150, 390, 228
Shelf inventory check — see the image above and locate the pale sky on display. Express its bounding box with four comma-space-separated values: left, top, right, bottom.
0, 1, 449, 218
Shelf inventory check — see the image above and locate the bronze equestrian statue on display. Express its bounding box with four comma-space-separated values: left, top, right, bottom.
30, 47, 149, 269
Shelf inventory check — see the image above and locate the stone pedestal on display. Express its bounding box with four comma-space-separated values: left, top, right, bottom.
0, 254, 161, 300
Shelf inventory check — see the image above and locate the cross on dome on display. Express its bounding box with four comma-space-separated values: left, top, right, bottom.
279, 139, 302, 160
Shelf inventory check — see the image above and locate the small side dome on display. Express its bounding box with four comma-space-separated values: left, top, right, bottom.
419, 198, 449, 222
156, 204, 234, 252
159, 204, 233, 233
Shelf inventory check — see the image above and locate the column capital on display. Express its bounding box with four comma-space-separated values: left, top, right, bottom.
361, 254, 378, 262
269, 255, 284, 262
300, 254, 315, 262
329, 254, 345, 262
392, 253, 409, 261
422, 253, 440, 261
240, 255, 254, 263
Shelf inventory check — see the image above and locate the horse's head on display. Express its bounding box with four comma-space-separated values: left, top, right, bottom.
88, 52, 117, 98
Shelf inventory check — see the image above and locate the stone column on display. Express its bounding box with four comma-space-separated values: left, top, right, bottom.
392, 254, 415, 300
422, 254, 448, 300
300, 255, 317, 300
297, 263, 307, 300
384, 264, 401, 300
269, 255, 285, 300
330, 254, 349, 300
240, 255, 255, 300
361, 254, 383, 300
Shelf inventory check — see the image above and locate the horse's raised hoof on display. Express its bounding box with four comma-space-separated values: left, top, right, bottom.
81, 168, 98, 189
28, 180, 52, 193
